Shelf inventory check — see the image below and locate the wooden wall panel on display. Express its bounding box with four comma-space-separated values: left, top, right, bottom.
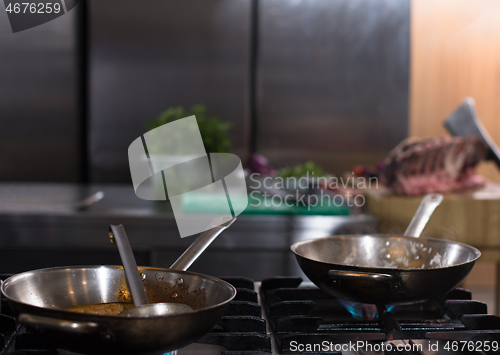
410, 0, 500, 182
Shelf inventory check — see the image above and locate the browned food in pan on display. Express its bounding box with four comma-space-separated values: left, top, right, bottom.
66, 302, 134, 315
65, 273, 208, 316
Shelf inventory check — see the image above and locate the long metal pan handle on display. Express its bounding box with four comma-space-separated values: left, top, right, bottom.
109, 224, 149, 307
170, 216, 236, 271
18, 314, 110, 337
403, 193, 443, 238
74, 191, 105, 211
327, 270, 394, 282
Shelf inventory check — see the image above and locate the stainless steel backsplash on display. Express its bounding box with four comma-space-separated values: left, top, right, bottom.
257, 0, 410, 174
0, 0, 410, 182
88, 0, 252, 182
0, 2, 81, 181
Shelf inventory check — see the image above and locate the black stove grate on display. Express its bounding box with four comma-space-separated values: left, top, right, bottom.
259, 277, 500, 354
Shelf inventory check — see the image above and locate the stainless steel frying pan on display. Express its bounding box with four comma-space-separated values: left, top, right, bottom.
1, 218, 237, 355
291, 195, 481, 305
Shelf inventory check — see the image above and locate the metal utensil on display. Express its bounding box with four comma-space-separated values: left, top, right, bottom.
444, 97, 500, 168
109, 224, 148, 307
122, 302, 193, 317
109, 224, 193, 317
74, 191, 105, 211
109, 216, 236, 317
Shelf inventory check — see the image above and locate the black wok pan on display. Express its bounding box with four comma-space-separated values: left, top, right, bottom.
291, 194, 481, 305
1, 217, 237, 354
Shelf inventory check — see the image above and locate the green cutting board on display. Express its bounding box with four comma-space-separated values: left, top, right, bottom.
181, 193, 350, 216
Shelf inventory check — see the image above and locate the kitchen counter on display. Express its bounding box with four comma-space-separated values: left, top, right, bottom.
0, 183, 377, 279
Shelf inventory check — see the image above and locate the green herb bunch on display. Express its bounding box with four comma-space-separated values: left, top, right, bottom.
278, 161, 328, 178
144, 105, 232, 153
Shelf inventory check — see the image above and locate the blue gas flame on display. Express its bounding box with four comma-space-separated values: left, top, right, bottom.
337, 299, 396, 320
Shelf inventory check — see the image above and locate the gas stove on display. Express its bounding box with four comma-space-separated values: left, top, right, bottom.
0, 275, 498, 354
260, 277, 500, 355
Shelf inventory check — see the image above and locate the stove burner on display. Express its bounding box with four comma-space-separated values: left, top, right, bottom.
337, 298, 397, 320
260, 277, 500, 354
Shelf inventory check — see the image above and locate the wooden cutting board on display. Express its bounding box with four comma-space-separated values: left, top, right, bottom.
365, 182, 500, 262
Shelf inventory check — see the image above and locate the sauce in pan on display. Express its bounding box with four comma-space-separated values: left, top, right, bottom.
65, 302, 134, 315
64, 273, 208, 316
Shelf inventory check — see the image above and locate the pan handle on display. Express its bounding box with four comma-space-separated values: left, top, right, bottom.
404, 193, 443, 237
18, 314, 115, 340
170, 216, 236, 271
327, 270, 394, 282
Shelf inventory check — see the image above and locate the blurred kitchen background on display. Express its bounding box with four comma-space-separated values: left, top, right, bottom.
0, 0, 500, 312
